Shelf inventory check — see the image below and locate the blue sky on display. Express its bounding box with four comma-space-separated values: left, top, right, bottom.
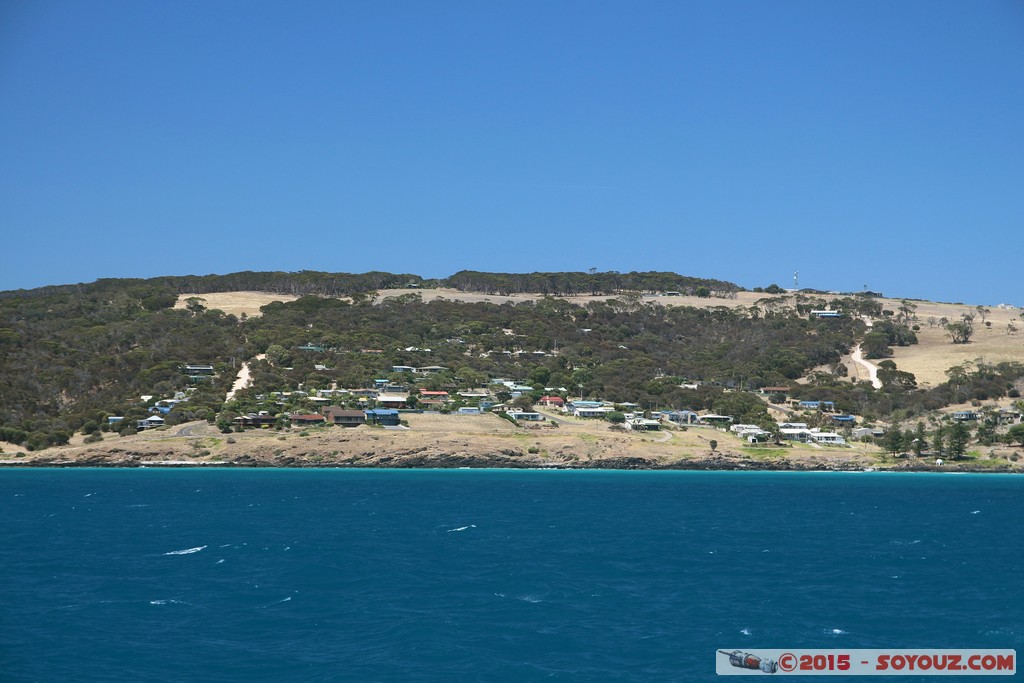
2, 1, 1022, 304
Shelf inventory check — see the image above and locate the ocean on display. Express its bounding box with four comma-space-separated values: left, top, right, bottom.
1, 469, 1020, 681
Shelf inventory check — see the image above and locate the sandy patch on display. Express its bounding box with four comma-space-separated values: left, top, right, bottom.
174, 292, 299, 317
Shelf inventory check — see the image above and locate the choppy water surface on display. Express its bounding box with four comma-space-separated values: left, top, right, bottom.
1, 469, 1020, 681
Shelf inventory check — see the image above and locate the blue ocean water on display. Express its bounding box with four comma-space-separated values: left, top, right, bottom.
0, 469, 1020, 682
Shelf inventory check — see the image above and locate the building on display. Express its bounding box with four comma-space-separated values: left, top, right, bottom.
233, 413, 277, 428
364, 409, 401, 426
538, 396, 565, 407
573, 406, 608, 418
508, 411, 545, 421
780, 427, 813, 442
810, 431, 846, 445
376, 394, 409, 409
665, 410, 701, 425
323, 407, 366, 427
290, 414, 326, 427
952, 411, 980, 422
137, 415, 165, 430
457, 406, 482, 415
627, 418, 661, 431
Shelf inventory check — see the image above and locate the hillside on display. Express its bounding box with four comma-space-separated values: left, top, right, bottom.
1, 270, 1022, 466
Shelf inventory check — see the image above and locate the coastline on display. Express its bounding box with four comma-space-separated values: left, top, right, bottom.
2, 414, 1019, 474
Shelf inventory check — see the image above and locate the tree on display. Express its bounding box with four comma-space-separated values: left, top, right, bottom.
912, 422, 927, 456
946, 320, 974, 344
862, 332, 891, 359
947, 421, 970, 459
883, 428, 904, 456
1007, 423, 1024, 447
184, 297, 207, 315
897, 300, 918, 325
606, 411, 626, 424
709, 439, 718, 452
512, 394, 536, 410
931, 425, 945, 455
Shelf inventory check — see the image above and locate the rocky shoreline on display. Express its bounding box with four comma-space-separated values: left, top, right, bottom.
2, 450, 1015, 473
3, 416, 1019, 473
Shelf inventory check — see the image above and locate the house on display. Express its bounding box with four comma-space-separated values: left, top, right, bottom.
457, 406, 482, 415
364, 409, 401, 426
779, 422, 809, 430
322, 407, 366, 427
508, 411, 545, 421
665, 410, 701, 425
538, 396, 565, 407
297, 343, 325, 352
627, 418, 661, 431
831, 415, 857, 426
183, 364, 215, 382
317, 389, 350, 398
759, 386, 791, 396
234, 413, 277, 428
392, 365, 416, 374
376, 394, 409, 409
107, 416, 124, 426
137, 415, 165, 430
416, 365, 449, 374
731, 424, 771, 441
730, 424, 762, 434
566, 400, 603, 411
419, 391, 450, 403
810, 431, 846, 445
952, 411, 980, 422
810, 310, 843, 318
779, 427, 813, 442
699, 414, 734, 425
290, 414, 326, 426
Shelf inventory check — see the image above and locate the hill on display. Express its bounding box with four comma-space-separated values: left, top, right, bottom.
1, 270, 1022, 467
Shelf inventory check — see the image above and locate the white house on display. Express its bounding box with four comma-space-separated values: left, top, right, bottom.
810, 431, 846, 445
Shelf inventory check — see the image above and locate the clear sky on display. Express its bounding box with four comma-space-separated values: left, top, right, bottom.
2, 1, 1022, 304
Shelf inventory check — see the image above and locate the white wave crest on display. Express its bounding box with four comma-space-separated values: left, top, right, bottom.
447, 524, 477, 533
163, 545, 207, 555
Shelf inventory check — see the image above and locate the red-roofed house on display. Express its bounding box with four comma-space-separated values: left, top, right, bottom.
539, 396, 565, 407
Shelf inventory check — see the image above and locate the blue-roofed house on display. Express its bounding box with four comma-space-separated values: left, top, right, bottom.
365, 408, 401, 426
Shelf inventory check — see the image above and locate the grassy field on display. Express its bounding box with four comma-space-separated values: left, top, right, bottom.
173, 291, 299, 317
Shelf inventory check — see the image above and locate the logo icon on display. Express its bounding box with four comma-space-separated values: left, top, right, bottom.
718, 650, 778, 674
